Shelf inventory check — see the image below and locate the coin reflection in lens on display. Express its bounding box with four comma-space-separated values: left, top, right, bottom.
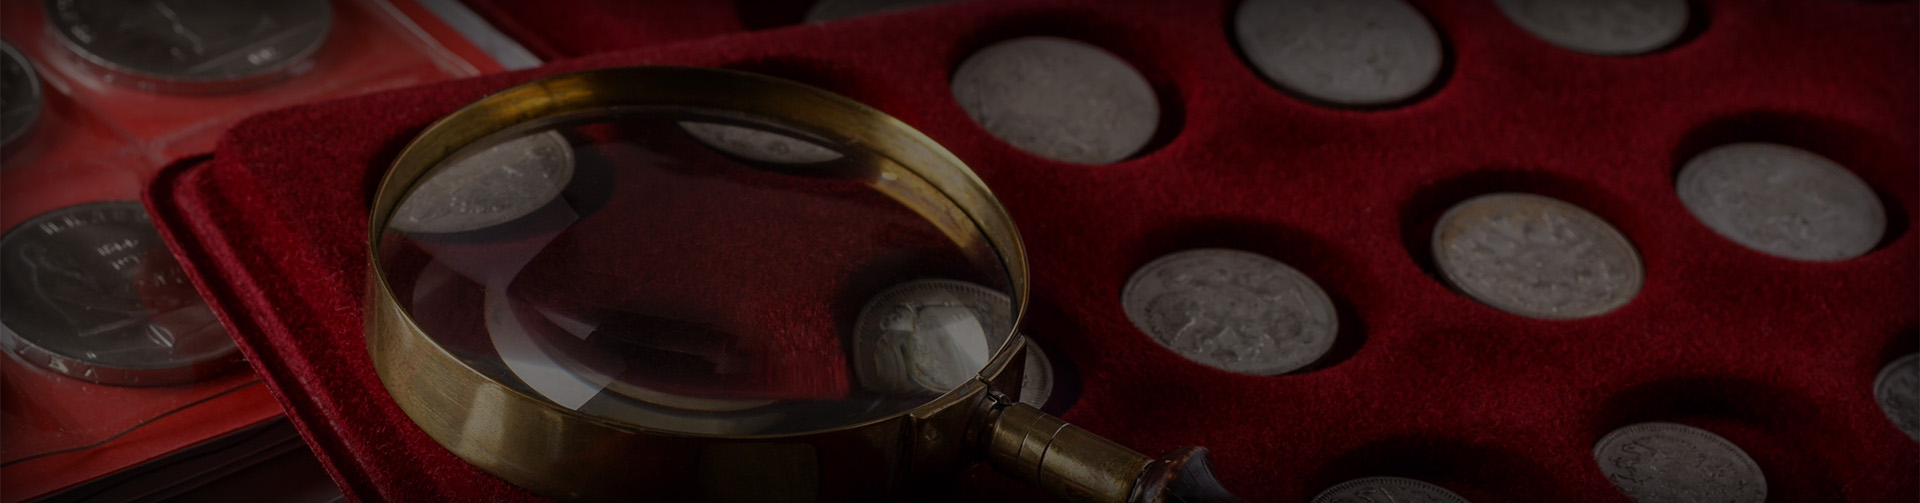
680, 121, 845, 165
852, 279, 1014, 395
380, 109, 1012, 435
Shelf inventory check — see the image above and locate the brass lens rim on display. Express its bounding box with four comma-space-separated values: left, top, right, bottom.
366, 66, 1031, 440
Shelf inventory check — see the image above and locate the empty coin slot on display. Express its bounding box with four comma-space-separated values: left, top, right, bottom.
1589, 376, 1847, 501
945, 13, 1186, 164
1672, 111, 1910, 255
1225, 0, 1455, 110
1309, 436, 1555, 502
1121, 219, 1365, 374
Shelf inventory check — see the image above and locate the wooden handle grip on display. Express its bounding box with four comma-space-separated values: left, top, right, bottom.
983, 402, 1244, 503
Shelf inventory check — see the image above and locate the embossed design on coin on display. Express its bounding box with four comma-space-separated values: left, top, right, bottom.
1020, 339, 1055, 409
0, 202, 236, 386
1875, 354, 1920, 441
1234, 0, 1444, 107
1594, 423, 1767, 503
1, 41, 43, 150
680, 121, 845, 164
392, 131, 575, 234
1122, 249, 1337, 375
1677, 142, 1885, 262
1495, 0, 1689, 56
46, 0, 331, 92
951, 37, 1159, 164
1313, 477, 1470, 503
1432, 193, 1641, 319
852, 279, 1015, 395
805, 0, 956, 22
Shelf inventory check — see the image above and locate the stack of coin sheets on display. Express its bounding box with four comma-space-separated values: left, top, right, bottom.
143, 0, 1916, 501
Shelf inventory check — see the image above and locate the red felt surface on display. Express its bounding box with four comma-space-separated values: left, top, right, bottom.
145, 0, 1918, 501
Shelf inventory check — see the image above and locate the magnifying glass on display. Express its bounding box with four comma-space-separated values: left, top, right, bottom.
367, 66, 1242, 503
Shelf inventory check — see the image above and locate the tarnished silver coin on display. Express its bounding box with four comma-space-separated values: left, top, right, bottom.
1, 41, 43, 150
1234, 0, 1444, 107
1313, 477, 1470, 503
0, 202, 236, 386
1594, 423, 1767, 503
1495, 0, 1689, 56
391, 131, 575, 234
1677, 142, 1885, 262
804, 0, 956, 22
680, 121, 845, 164
1432, 193, 1641, 319
852, 279, 1015, 395
951, 37, 1159, 165
1875, 354, 1920, 441
1019, 339, 1055, 409
45, 0, 331, 92
1121, 249, 1337, 375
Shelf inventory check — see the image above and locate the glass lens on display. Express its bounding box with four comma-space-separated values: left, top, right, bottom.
378, 108, 1014, 436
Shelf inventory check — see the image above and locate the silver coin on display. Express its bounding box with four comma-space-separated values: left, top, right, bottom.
1432, 193, 1642, 319
951, 37, 1159, 165
1594, 423, 1767, 503
0, 201, 236, 386
680, 121, 845, 164
390, 131, 575, 234
1019, 339, 1055, 409
1, 41, 43, 150
1875, 353, 1920, 441
852, 279, 1015, 395
1121, 249, 1338, 375
1312, 477, 1471, 503
1234, 0, 1444, 107
1495, 0, 1689, 56
46, 0, 331, 92
804, 0, 956, 22
1676, 142, 1886, 262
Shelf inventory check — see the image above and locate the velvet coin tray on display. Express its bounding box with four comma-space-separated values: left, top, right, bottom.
145, 0, 1918, 500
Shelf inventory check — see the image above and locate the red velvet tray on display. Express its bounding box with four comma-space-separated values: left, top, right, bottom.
145, 0, 1918, 501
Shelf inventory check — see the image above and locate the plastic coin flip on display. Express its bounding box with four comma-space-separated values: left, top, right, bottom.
367, 67, 1240, 502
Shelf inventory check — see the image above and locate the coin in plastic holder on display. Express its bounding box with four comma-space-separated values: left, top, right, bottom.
380, 109, 1019, 436
2, 40, 43, 152
0, 201, 239, 386
45, 0, 332, 93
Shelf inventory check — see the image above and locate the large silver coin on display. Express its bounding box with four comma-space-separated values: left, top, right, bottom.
1019, 339, 1055, 409
1495, 0, 1689, 56
1676, 142, 1886, 262
0, 202, 236, 386
1312, 477, 1471, 503
45, 0, 331, 92
1121, 249, 1338, 375
951, 37, 1159, 165
1594, 423, 1767, 503
1, 41, 43, 150
1875, 353, 1920, 441
804, 0, 956, 22
852, 279, 1015, 395
1432, 193, 1641, 319
1234, 0, 1444, 107
680, 121, 845, 164
391, 131, 575, 234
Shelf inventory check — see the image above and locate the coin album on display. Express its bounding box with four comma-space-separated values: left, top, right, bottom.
142, 0, 1915, 501
0, 0, 503, 498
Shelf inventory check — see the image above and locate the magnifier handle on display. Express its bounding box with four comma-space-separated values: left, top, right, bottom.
984, 402, 1245, 503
